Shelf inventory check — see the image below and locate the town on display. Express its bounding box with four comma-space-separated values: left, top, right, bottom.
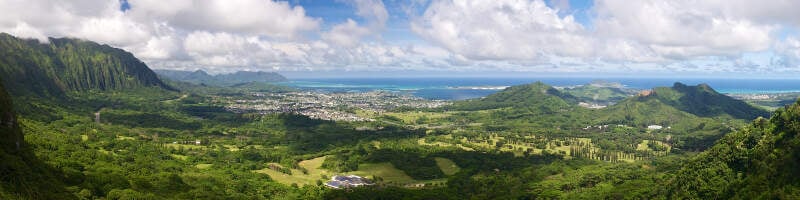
222, 91, 450, 121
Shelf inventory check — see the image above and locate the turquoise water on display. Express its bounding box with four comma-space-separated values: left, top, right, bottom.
278, 77, 800, 100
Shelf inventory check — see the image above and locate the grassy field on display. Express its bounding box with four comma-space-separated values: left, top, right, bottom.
434, 157, 461, 176
254, 165, 316, 186
164, 143, 207, 150
383, 111, 452, 124
254, 156, 452, 187
349, 162, 415, 183
253, 156, 332, 186
298, 156, 331, 179
195, 163, 213, 169
348, 162, 448, 187
170, 154, 188, 161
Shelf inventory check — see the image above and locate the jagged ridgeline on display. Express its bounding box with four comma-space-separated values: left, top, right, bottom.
0, 33, 171, 97
625, 82, 769, 120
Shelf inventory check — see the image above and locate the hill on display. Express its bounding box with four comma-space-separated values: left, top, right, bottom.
448, 82, 578, 111
601, 82, 768, 124
670, 99, 800, 199
0, 81, 73, 199
560, 81, 637, 106
155, 69, 287, 86
640, 82, 769, 120
0, 33, 171, 97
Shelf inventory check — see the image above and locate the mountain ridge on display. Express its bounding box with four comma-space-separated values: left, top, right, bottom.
448, 81, 579, 111
0, 33, 172, 97
637, 82, 769, 120
154, 69, 287, 86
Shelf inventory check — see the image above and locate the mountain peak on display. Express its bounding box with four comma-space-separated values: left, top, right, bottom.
637, 83, 768, 119
449, 82, 578, 111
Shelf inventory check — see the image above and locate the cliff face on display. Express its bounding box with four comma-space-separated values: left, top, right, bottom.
0, 79, 22, 154
0, 81, 74, 199
0, 33, 172, 97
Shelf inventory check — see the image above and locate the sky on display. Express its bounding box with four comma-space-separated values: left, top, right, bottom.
2, 0, 800, 78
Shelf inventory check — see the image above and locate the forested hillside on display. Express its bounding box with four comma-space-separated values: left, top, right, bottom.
448, 82, 578, 111
0, 33, 795, 199
0, 33, 170, 97
0, 81, 73, 199
670, 100, 800, 199
644, 83, 768, 119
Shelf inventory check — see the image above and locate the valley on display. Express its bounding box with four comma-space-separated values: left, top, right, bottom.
1, 34, 799, 200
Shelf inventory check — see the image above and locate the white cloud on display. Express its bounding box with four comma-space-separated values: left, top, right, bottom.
410, 0, 592, 61
594, 0, 775, 60
2, 0, 800, 74
126, 0, 320, 38
322, 0, 388, 47
322, 19, 371, 47
774, 37, 800, 68
349, 0, 389, 28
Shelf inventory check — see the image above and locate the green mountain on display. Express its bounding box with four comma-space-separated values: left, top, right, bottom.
0, 33, 171, 97
155, 69, 287, 86
0, 81, 73, 199
449, 82, 578, 111
561, 81, 636, 105
639, 82, 769, 120
669, 99, 800, 199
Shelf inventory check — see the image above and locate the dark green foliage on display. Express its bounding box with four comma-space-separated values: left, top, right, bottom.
366, 149, 445, 180
670, 99, 800, 199
0, 81, 74, 199
0, 33, 171, 98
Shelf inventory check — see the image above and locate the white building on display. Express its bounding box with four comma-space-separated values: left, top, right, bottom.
324, 175, 374, 189
647, 125, 663, 130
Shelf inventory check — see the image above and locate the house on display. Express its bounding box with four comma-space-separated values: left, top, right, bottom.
647, 125, 663, 130
324, 175, 374, 189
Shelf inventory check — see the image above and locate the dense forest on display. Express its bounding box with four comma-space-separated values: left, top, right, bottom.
0, 34, 798, 199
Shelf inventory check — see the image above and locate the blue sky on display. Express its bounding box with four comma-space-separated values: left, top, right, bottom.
2, 0, 800, 77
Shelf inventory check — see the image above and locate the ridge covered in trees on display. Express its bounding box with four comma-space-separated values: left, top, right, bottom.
0, 33, 171, 97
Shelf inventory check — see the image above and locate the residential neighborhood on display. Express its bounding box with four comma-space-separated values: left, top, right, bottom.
222, 91, 449, 121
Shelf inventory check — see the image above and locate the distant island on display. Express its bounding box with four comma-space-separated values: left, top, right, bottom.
155, 69, 288, 86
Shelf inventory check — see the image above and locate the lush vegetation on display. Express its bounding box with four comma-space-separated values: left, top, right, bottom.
1, 34, 798, 199
0, 33, 170, 98
669, 100, 800, 199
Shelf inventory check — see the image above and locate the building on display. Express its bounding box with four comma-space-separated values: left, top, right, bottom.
647, 125, 663, 130
324, 175, 374, 189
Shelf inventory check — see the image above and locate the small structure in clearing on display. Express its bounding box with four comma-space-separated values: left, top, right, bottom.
647, 125, 663, 130
324, 175, 374, 189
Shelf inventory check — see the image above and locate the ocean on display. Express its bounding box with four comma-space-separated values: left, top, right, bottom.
278, 77, 800, 100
